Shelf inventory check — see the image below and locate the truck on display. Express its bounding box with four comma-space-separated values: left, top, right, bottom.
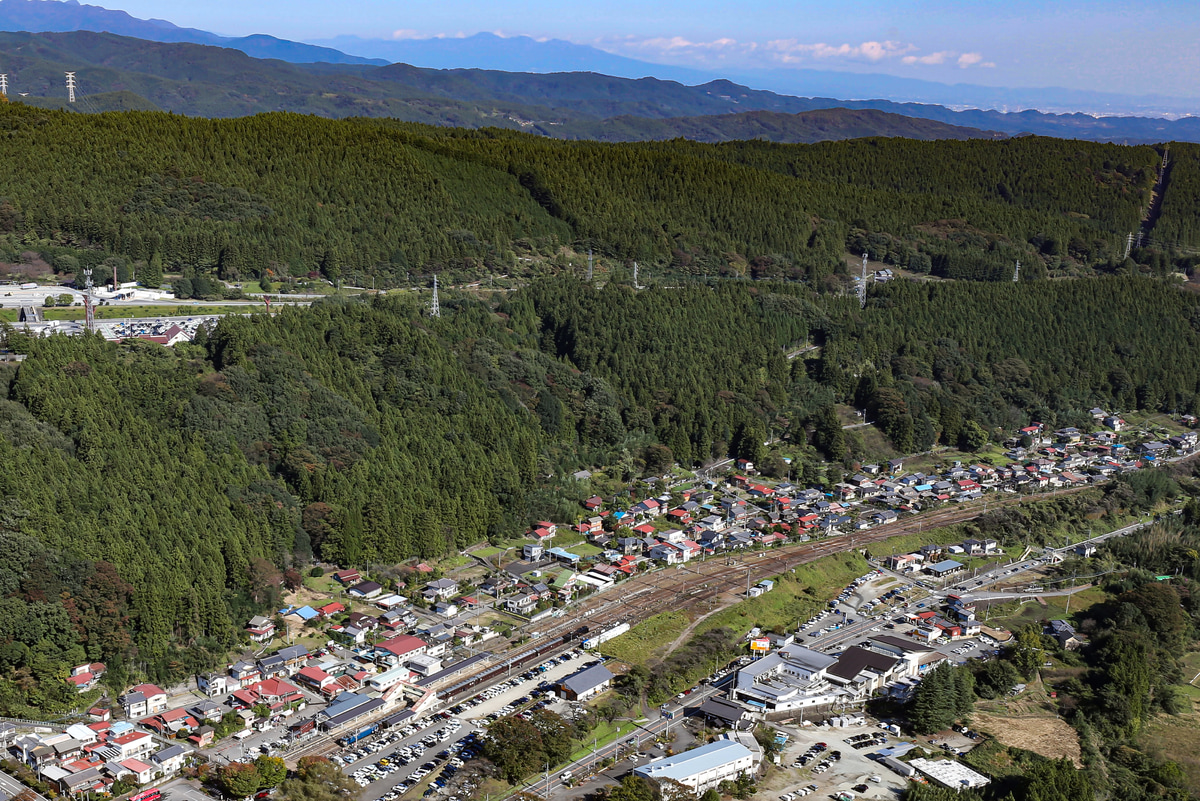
19, 282, 37, 290
338, 723, 378, 747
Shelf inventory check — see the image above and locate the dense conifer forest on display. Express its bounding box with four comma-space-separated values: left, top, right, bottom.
1, 271, 1199, 712
0, 103, 1195, 289
1, 107, 1200, 801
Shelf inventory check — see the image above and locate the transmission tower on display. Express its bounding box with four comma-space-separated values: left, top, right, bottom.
858, 252, 868, 309
587, 249, 593, 281
0, 75, 7, 96
633, 261, 640, 289
65, 72, 76, 104
82, 267, 95, 334
1013, 259, 1020, 282
430, 275, 440, 318
1125, 232, 1134, 260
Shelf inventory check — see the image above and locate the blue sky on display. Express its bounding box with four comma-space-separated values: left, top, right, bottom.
103, 0, 1200, 96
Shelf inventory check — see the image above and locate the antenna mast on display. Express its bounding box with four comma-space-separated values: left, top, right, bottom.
430, 275, 440, 318
83, 267, 94, 334
65, 72, 76, 104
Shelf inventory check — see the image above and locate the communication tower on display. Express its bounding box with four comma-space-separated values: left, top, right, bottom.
65, 72, 76, 104
430, 274, 440, 318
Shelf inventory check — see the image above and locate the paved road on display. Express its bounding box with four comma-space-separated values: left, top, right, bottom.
0, 770, 49, 801
529, 678, 731, 799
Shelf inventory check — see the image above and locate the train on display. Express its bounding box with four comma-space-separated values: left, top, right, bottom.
436, 635, 568, 703
337, 723, 377, 746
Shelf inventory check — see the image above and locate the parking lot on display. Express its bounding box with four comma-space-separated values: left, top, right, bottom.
765, 723, 910, 800
333, 713, 481, 801
454, 648, 601, 722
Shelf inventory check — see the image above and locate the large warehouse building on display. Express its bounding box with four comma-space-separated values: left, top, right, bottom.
635, 738, 758, 794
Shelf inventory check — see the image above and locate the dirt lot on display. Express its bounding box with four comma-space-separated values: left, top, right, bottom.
971, 710, 1081, 766
758, 722, 909, 800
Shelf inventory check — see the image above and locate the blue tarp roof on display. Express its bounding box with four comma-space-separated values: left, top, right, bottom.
294, 606, 319, 621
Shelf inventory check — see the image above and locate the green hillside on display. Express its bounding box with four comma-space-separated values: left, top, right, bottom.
0, 101, 1182, 291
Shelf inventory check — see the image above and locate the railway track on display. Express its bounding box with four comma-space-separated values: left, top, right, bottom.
536, 485, 1090, 641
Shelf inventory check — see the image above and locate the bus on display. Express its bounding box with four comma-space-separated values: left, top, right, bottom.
131, 789, 162, 801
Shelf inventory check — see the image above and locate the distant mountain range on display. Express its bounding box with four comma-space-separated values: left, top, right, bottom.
6, 30, 1200, 146
3, 0, 1198, 118
0, 0, 386, 64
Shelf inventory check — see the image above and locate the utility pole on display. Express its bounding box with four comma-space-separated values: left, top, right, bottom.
430, 275, 440, 318
65, 72, 76, 104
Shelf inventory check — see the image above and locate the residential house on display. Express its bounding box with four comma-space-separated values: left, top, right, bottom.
374, 634, 427, 666
506, 592, 539, 614
433, 601, 460, 617
141, 708, 198, 735
331, 569, 362, 585
961, 538, 999, 556
316, 601, 345, 618
1048, 619, 1083, 650
347, 580, 384, 599
188, 701, 224, 722
151, 744, 190, 775
422, 578, 459, 601
119, 684, 167, 719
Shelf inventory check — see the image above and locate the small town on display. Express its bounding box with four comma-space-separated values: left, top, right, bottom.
1, 403, 1190, 801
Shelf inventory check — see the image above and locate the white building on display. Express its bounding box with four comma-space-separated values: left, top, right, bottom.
731, 644, 847, 712
635, 739, 758, 794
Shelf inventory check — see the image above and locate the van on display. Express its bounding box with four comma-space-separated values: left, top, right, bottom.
560, 770, 573, 782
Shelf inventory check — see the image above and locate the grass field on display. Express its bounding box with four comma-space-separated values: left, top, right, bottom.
863, 523, 969, 558
37, 304, 260, 321
981, 586, 1106, 631
973, 676, 1082, 765
600, 610, 690, 664
691, 551, 869, 642
1140, 711, 1200, 789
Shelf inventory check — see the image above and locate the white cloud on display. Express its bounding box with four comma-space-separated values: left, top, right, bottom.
902, 51, 951, 65
594, 34, 996, 71
390, 29, 420, 40
765, 39, 915, 62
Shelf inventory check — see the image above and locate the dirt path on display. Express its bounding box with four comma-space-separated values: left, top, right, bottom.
663, 590, 743, 654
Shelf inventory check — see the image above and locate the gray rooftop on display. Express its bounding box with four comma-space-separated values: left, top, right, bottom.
636, 739, 754, 783
560, 663, 614, 696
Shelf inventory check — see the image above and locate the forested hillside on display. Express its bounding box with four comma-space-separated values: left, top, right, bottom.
0, 102, 1185, 290
2, 268, 1200, 712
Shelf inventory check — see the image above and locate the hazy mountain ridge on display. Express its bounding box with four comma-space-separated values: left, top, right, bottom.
0, 30, 1196, 145
0, 0, 386, 64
